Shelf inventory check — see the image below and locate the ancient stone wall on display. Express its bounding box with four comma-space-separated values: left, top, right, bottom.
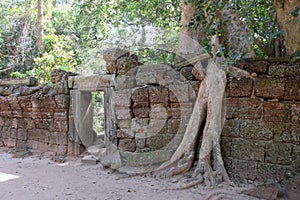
0, 72, 78, 156
0, 51, 299, 183
102, 49, 300, 181
222, 61, 300, 182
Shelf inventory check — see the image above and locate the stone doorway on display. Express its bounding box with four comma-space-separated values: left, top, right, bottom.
68, 75, 112, 151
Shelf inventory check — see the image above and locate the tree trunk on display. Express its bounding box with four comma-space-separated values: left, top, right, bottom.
272, 0, 300, 57
156, 1, 233, 187
37, 0, 43, 51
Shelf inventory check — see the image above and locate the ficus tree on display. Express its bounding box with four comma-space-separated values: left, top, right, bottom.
155, 0, 299, 188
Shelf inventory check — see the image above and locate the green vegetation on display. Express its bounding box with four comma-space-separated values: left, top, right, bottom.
0, 0, 297, 83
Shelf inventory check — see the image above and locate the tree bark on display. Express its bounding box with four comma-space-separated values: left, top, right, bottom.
156, 1, 234, 187
37, 0, 43, 51
272, 0, 300, 57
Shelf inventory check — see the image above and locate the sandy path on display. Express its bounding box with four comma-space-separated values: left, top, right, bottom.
0, 148, 258, 200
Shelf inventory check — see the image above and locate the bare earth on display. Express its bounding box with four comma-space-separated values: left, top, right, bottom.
0, 148, 260, 200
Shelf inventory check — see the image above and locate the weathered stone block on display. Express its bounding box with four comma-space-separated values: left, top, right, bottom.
146, 134, 174, 150
114, 75, 137, 90
225, 98, 239, 119
222, 119, 239, 137
10, 128, 17, 139
118, 138, 136, 152
48, 132, 68, 145
131, 118, 149, 136
168, 83, 190, 103
263, 101, 290, 122
284, 80, 300, 101
169, 102, 193, 119
292, 145, 300, 168
115, 106, 132, 120
17, 129, 27, 140
27, 129, 49, 143
167, 119, 180, 134
112, 89, 132, 107
257, 163, 293, 181
54, 94, 70, 109
52, 119, 68, 132
250, 61, 268, 74
232, 138, 265, 162
35, 119, 53, 130
291, 103, 300, 123
18, 96, 32, 110
131, 87, 149, 102
132, 101, 150, 118
221, 137, 232, 157
265, 142, 293, 165
43, 96, 57, 108
135, 137, 146, 149
24, 118, 35, 129
239, 120, 273, 140
11, 118, 18, 129
117, 129, 134, 139
254, 78, 285, 99
180, 66, 194, 81
239, 98, 263, 120
231, 159, 258, 181
149, 103, 169, 119
117, 119, 131, 129
2, 137, 16, 148
229, 77, 253, 97
116, 55, 140, 76
148, 86, 169, 103
269, 122, 300, 144
148, 118, 168, 135
268, 63, 300, 77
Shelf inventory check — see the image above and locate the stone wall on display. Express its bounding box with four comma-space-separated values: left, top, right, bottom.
0, 72, 78, 156
222, 61, 300, 182
102, 49, 300, 181
0, 50, 299, 183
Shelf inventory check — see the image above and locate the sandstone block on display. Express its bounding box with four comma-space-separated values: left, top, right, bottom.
231, 159, 258, 181
265, 142, 293, 165
284, 80, 300, 101
258, 163, 293, 181
254, 78, 285, 99
148, 118, 167, 135
118, 138, 136, 152
115, 106, 132, 120
117, 129, 134, 139
131, 87, 149, 102
82, 155, 98, 165
250, 61, 268, 74
291, 103, 300, 123
239, 120, 273, 140
148, 86, 169, 103
229, 77, 253, 97
17, 129, 28, 140
149, 103, 169, 119
268, 63, 300, 77
146, 134, 174, 150
239, 98, 263, 120
221, 137, 232, 157
263, 101, 290, 122
232, 138, 265, 162
114, 75, 137, 90
112, 90, 132, 107
167, 119, 180, 134
132, 101, 150, 118
222, 119, 239, 137
225, 98, 239, 119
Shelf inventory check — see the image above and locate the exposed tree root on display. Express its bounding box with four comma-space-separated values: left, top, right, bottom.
156, 59, 233, 188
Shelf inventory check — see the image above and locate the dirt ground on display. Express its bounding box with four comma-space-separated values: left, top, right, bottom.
0, 147, 286, 200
